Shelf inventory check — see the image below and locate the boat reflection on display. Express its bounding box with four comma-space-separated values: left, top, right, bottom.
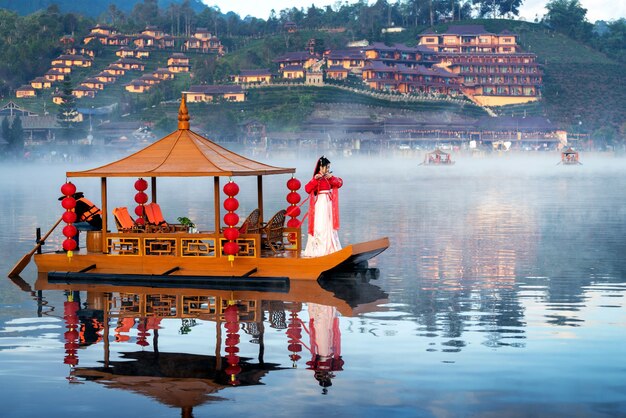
23, 268, 387, 412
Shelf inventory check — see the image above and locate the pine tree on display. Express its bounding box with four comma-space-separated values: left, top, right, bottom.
57, 75, 79, 129
10, 115, 24, 157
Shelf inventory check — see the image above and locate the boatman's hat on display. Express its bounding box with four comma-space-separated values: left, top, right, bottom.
58, 192, 84, 201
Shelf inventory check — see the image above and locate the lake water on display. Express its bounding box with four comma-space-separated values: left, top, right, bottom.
1, 153, 625, 417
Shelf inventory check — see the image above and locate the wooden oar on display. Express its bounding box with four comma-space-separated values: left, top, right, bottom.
8, 217, 63, 278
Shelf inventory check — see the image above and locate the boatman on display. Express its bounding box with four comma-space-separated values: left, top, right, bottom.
58, 192, 102, 249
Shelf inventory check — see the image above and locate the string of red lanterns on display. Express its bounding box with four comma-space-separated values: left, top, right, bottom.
134, 178, 148, 226
285, 177, 302, 228
224, 302, 241, 386
60, 181, 78, 257
222, 180, 240, 263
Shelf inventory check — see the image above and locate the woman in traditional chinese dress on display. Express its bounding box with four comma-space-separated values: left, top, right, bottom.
303, 156, 343, 257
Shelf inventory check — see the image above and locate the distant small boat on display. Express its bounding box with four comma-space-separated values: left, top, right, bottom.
420, 148, 455, 166
559, 147, 582, 165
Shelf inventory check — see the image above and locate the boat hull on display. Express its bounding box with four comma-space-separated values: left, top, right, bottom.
34, 237, 389, 281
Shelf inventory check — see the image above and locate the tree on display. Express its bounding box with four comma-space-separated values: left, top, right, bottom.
544, 0, 593, 42
57, 75, 79, 129
1, 117, 11, 152
9, 115, 24, 157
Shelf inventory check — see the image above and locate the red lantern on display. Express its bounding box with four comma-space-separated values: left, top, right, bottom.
63, 224, 77, 238
286, 206, 301, 218
134, 178, 148, 191
62, 211, 77, 224
223, 227, 239, 241
223, 212, 239, 228
61, 182, 76, 197
285, 176, 302, 234
223, 181, 240, 260
223, 197, 239, 212
223, 241, 239, 256
63, 239, 77, 251
223, 182, 239, 197
287, 192, 301, 205
135, 217, 145, 225
61, 197, 76, 210
287, 177, 301, 191
134, 192, 148, 204
134, 205, 144, 217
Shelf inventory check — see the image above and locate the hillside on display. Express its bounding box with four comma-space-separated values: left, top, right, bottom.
1, 16, 623, 139
0, 0, 205, 16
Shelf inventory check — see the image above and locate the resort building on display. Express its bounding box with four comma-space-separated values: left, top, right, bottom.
184, 85, 245, 103
125, 80, 153, 94
153, 68, 174, 81
273, 52, 320, 71
30, 77, 52, 90
231, 69, 273, 84
324, 49, 366, 72
16, 85, 37, 98
418, 25, 542, 106
51, 54, 93, 68
167, 53, 191, 73
361, 61, 461, 95
184, 28, 225, 55
72, 86, 97, 99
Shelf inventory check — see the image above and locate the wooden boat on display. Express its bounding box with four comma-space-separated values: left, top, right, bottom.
420, 148, 455, 165
29, 96, 389, 281
559, 147, 582, 165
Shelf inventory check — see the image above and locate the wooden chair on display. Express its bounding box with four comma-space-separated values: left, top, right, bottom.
112, 207, 144, 233
260, 209, 286, 253
239, 208, 261, 234
144, 202, 186, 232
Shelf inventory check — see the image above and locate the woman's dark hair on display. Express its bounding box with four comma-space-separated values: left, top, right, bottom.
313, 156, 331, 176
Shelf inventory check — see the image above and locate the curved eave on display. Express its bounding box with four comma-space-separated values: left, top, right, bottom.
67, 168, 296, 178
66, 128, 295, 178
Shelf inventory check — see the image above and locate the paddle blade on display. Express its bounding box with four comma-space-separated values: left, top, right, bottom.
7, 253, 33, 278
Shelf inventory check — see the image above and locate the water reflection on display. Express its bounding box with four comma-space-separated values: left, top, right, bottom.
13, 269, 387, 412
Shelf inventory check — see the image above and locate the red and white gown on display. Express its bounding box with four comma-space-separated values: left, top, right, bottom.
303, 175, 343, 257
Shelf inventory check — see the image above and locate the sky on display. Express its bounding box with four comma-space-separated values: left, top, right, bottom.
201, 0, 625, 23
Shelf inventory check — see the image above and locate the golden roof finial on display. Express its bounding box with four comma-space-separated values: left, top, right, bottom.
178, 93, 190, 130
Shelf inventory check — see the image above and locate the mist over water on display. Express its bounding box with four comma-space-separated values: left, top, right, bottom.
1, 152, 625, 417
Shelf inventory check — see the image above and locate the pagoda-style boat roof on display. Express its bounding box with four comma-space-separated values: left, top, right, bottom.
68, 98, 293, 178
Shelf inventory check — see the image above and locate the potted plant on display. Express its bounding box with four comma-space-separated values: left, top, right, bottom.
177, 216, 196, 233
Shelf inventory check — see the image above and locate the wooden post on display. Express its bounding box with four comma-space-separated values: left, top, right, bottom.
151, 177, 157, 203
101, 177, 108, 254
257, 175, 264, 224
214, 176, 221, 257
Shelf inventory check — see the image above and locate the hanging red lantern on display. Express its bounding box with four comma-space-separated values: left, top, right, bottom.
222, 180, 240, 261
134, 191, 148, 204
224, 212, 239, 227
223, 303, 241, 386
61, 197, 76, 210
60, 183, 78, 258
285, 176, 302, 231
223, 182, 239, 197
62, 211, 77, 224
134, 178, 148, 225
63, 239, 77, 251
224, 197, 239, 212
60, 182, 76, 197
286, 192, 301, 205
134, 178, 148, 192
63, 224, 77, 238
223, 227, 239, 241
